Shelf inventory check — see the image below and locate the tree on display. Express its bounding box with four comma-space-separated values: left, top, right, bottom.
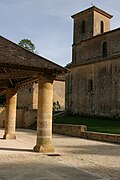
65, 62, 72, 68
18, 39, 36, 53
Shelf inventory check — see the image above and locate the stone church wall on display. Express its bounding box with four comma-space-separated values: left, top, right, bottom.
66, 58, 120, 118
75, 28, 120, 64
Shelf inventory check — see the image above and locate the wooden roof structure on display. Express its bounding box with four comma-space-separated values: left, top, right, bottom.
0, 36, 68, 95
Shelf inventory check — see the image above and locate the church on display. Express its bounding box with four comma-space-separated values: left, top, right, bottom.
66, 6, 120, 118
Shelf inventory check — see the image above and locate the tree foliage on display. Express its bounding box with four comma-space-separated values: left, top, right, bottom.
65, 62, 72, 68
18, 39, 36, 53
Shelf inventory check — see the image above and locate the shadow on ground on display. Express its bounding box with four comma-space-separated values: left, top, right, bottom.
0, 147, 33, 152
55, 143, 120, 156
0, 160, 104, 180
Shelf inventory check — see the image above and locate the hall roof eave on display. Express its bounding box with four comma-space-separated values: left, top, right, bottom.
0, 35, 68, 76
0, 35, 69, 95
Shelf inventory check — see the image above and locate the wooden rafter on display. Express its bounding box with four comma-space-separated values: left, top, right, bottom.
0, 71, 37, 80
3, 68, 14, 86
15, 77, 38, 89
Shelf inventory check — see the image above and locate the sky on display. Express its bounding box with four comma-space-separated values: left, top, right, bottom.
0, 0, 120, 67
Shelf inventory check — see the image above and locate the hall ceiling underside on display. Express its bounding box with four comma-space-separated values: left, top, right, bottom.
0, 67, 37, 95
0, 65, 66, 96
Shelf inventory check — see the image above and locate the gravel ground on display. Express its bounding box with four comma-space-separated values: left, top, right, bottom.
0, 129, 120, 180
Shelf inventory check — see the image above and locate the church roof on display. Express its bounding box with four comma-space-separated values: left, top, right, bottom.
72, 6, 113, 19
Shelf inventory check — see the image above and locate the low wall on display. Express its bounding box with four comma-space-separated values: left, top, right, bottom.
53, 124, 87, 136
53, 124, 120, 144
16, 109, 37, 128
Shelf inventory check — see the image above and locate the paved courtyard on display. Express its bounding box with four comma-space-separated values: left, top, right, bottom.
0, 129, 120, 180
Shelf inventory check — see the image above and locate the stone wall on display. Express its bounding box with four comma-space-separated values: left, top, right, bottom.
53, 124, 87, 136
0, 107, 37, 128
69, 7, 120, 119
17, 85, 34, 109
16, 109, 37, 128
66, 58, 120, 118
72, 6, 113, 65
75, 29, 120, 64
0, 79, 65, 129
73, 7, 111, 44
17, 80, 65, 110
53, 124, 120, 144
73, 10, 93, 44
53, 80, 65, 109
93, 10, 111, 36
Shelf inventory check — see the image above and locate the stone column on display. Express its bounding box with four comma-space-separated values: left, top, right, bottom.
3, 88, 17, 139
34, 75, 55, 153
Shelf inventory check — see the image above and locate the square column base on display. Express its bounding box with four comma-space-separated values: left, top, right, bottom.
3, 133, 16, 139
33, 144, 55, 153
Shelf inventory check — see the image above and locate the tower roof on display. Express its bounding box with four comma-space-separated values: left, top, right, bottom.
71, 6, 113, 19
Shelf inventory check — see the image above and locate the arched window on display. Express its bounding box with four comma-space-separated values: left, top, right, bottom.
88, 79, 93, 92
81, 20, 85, 33
101, 21, 104, 33
102, 42, 107, 57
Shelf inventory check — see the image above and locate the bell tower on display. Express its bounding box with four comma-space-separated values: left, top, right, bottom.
71, 6, 112, 64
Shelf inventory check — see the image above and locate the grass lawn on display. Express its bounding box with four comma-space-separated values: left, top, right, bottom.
53, 115, 120, 134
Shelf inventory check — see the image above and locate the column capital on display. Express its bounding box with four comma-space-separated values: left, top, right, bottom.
37, 73, 56, 82
6, 88, 17, 98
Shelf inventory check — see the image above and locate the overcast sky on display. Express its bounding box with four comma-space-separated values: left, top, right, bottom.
0, 0, 120, 66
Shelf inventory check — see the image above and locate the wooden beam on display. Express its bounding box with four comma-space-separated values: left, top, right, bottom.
15, 77, 38, 88
0, 71, 38, 80
0, 89, 7, 96
0, 62, 66, 75
3, 68, 14, 86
